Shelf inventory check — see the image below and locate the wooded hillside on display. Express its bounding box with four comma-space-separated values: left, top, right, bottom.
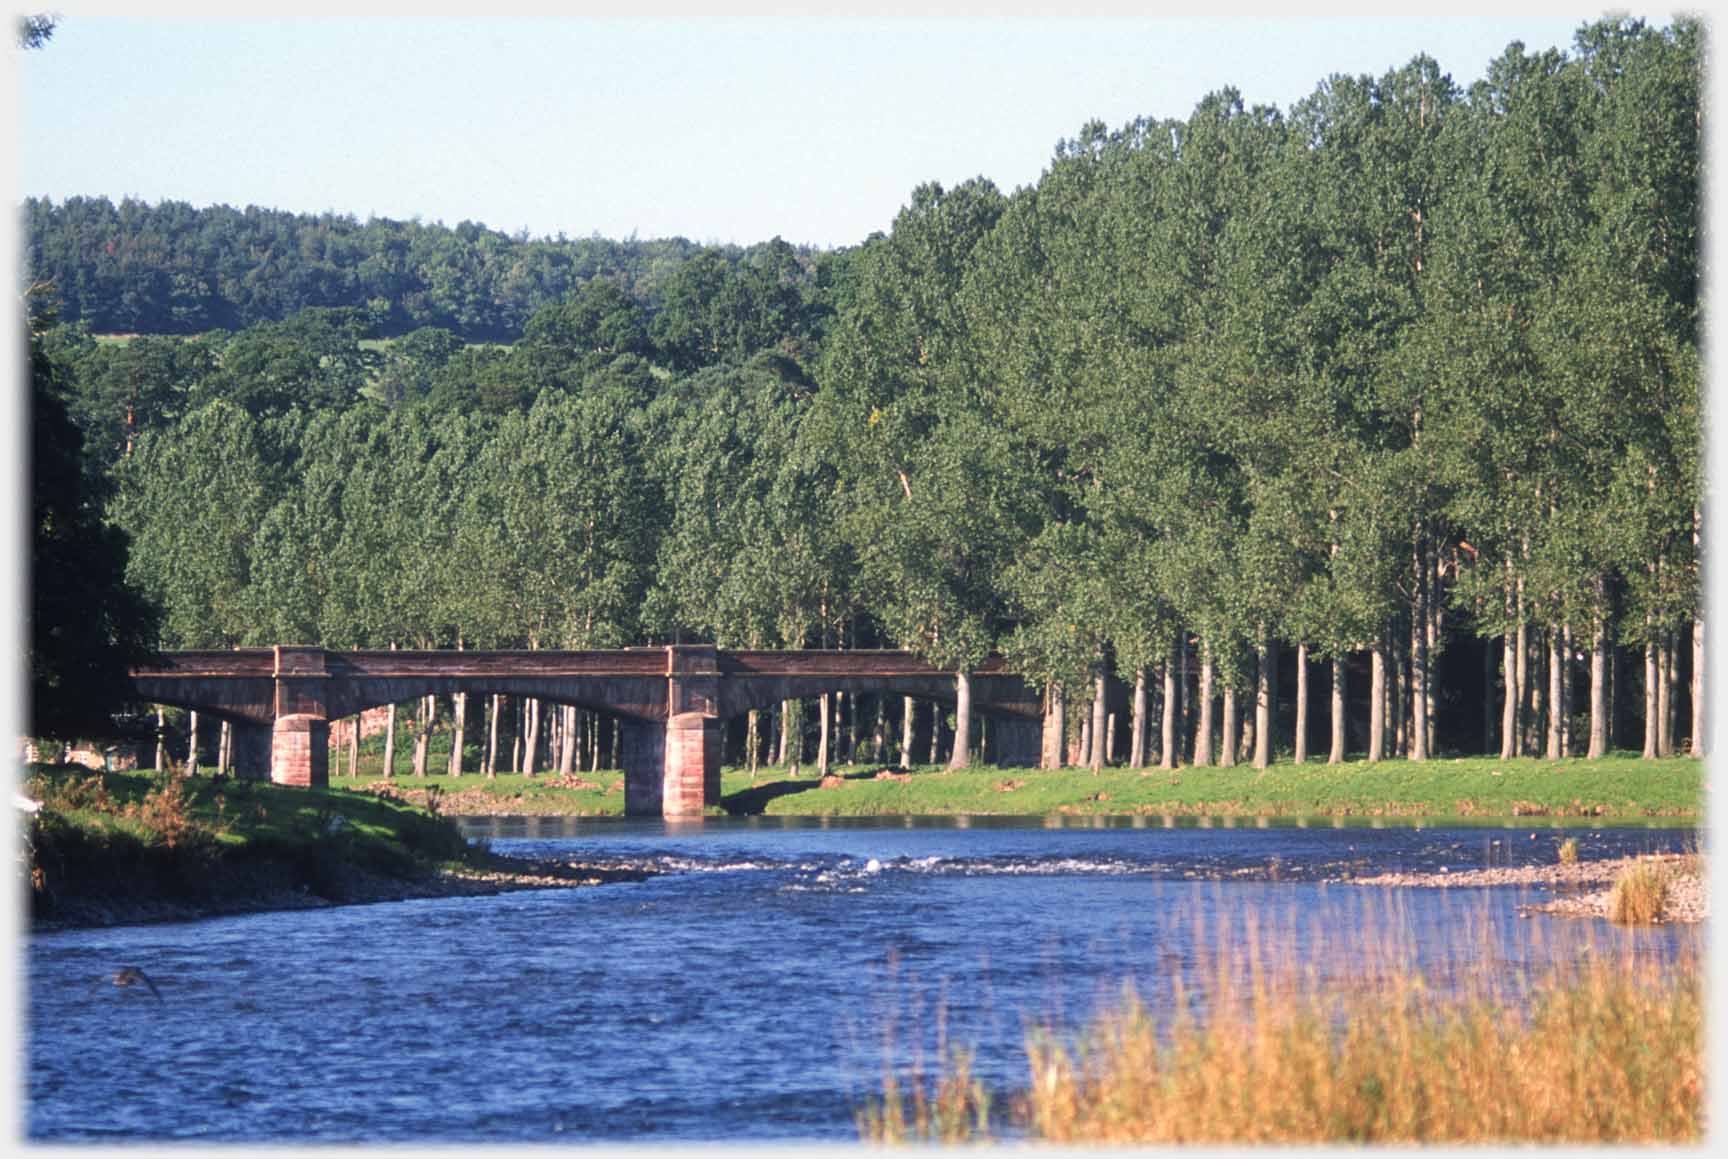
26, 17, 1701, 773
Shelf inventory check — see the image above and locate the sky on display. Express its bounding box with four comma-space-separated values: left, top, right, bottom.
10, 4, 1687, 251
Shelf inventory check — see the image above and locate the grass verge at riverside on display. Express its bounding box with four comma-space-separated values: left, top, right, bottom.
858, 907, 1705, 1144
22, 762, 475, 926
325, 752, 1702, 821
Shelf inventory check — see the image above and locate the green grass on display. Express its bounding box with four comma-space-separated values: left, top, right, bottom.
21, 763, 477, 920
717, 753, 1701, 820
322, 751, 1703, 822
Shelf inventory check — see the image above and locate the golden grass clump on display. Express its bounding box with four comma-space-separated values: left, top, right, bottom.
1608, 860, 1671, 925
1557, 837, 1579, 864
1013, 951, 1701, 1144
862, 895, 1704, 1146
857, 1048, 991, 1144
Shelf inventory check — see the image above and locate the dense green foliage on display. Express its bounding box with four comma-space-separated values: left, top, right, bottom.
25, 18, 1700, 767
26, 296, 159, 739
23, 195, 840, 344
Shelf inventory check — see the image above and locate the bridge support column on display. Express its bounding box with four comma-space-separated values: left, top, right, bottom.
620, 714, 720, 818
985, 716, 1041, 769
271, 714, 329, 788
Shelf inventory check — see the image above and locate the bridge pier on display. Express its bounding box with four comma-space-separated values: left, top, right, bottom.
271, 713, 329, 788
620, 714, 720, 818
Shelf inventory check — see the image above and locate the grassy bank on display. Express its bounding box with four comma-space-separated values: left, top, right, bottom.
327, 753, 1703, 821
22, 763, 489, 927
861, 909, 1704, 1144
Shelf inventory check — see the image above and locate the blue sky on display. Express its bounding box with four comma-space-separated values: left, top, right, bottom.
12, 7, 1670, 250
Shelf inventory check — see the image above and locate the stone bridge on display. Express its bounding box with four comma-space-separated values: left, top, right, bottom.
128, 646, 1042, 817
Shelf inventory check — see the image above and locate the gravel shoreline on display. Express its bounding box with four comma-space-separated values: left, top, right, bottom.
1352, 852, 1708, 924
30, 853, 661, 933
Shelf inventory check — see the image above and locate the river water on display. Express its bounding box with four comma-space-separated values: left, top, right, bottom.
26, 817, 1700, 1143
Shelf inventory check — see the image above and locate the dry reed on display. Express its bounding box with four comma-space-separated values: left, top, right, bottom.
1608, 860, 1672, 925
861, 891, 1703, 1145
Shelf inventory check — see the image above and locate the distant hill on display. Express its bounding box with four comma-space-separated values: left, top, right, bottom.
22, 195, 834, 343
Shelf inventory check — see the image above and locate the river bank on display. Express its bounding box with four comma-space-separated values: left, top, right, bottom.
340, 752, 1705, 820
27, 849, 660, 933
20, 763, 657, 933
1353, 851, 1708, 923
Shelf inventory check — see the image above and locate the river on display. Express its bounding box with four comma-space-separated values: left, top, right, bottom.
26, 817, 1699, 1143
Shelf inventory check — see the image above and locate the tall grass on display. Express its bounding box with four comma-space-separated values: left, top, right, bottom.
860, 897, 1703, 1145
1608, 860, 1672, 924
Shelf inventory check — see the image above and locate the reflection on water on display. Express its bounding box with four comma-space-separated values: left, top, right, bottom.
27, 819, 1699, 1143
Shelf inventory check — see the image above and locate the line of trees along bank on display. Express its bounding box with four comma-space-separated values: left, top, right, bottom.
33, 18, 1701, 771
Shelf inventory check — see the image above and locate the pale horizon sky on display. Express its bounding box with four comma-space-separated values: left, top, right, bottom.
12, 6, 1688, 251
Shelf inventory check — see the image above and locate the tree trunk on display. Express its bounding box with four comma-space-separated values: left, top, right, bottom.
1693, 506, 1705, 757
383, 705, 397, 778
746, 709, 760, 776
348, 714, 359, 778
1161, 658, 1177, 770
155, 707, 167, 772
1513, 590, 1529, 756
1425, 541, 1440, 758
1368, 639, 1385, 764
486, 694, 500, 778
548, 704, 566, 775
187, 710, 200, 775
1500, 625, 1518, 762
522, 697, 540, 774
1658, 632, 1674, 757
1077, 711, 1091, 769
1328, 655, 1345, 765
449, 693, 467, 776
1561, 623, 1575, 756
1194, 646, 1215, 767
1392, 631, 1408, 758
1589, 605, 1608, 760
1642, 636, 1659, 759
1090, 666, 1107, 771
929, 702, 941, 766
1692, 615, 1705, 757
1410, 544, 1429, 761
1044, 685, 1065, 769
1255, 636, 1276, 769
780, 699, 795, 769
412, 695, 430, 777
902, 695, 917, 769
1555, 625, 1569, 760
1130, 667, 1148, 768
218, 719, 231, 775
1219, 684, 1237, 769
949, 671, 973, 769
818, 692, 832, 776
1526, 627, 1544, 756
